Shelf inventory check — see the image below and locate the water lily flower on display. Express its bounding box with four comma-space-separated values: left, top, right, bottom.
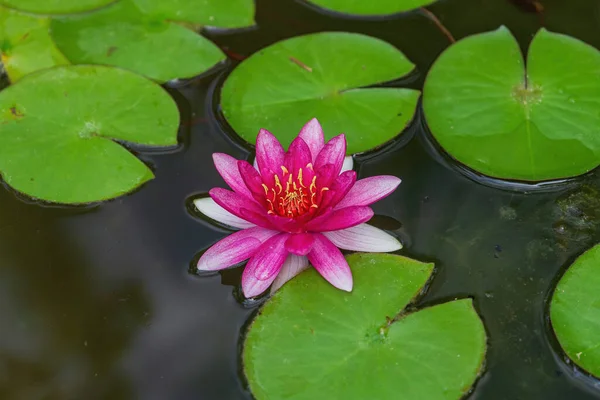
195, 118, 402, 297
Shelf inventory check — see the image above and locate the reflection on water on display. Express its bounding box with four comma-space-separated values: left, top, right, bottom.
1, 0, 600, 398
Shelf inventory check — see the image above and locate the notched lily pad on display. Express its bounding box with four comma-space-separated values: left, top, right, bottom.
51, 0, 227, 83
0, 0, 116, 15
0, 6, 68, 82
551, 244, 600, 378
244, 253, 487, 400
220, 32, 420, 154
423, 26, 600, 181
0, 65, 180, 204
303, 0, 437, 16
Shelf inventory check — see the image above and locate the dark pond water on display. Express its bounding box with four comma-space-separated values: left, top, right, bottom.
2, 0, 600, 398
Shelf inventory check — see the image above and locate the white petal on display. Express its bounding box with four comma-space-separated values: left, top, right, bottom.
194, 197, 255, 229
270, 254, 309, 294
341, 155, 353, 173
323, 223, 402, 252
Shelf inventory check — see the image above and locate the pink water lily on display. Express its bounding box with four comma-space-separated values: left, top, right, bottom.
195, 118, 402, 297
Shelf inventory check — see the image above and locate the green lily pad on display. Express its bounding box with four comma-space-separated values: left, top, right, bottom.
423, 27, 600, 181
51, 0, 226, 83
244, 253, 487, 400
0, 65, 179, 204
220, 32, 420, 154
0, 0, 115, 15
0, 7, 68, 82
304, 0, 436, 16
133, 0, 255, 29
551, 243, 600, 377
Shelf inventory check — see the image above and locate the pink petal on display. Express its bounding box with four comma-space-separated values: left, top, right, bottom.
304, 206, 374, 232
239, 208, 276, 229
314, 134, 346, 179
193, 197, 255, 229
238, 160, 268, 205
284, 137, 312, 174
341, 156, 354, 173
323, 223, 402, 252
335, 175, 401, 209
270, 254, 309, 294
197, 227, 279, 271
242, 233, 290, 297
285, 233, 315, 255
320, 170, 356, 209
212, 153, 252, 198
298, 118, 325, 162
265, 213, 303, 233
256, 129, 284, 180
209, 188, 264, 220
307, 234, 353, 292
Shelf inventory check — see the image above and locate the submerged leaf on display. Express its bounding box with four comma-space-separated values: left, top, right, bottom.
0, 0, 116, 14
304, 0, 437, 16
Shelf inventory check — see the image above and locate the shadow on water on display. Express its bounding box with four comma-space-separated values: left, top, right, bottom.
1, 0, 600, 399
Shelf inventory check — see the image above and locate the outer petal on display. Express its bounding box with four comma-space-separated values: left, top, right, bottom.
242, 233, 289, 297
256, 129, 285, 180
341, 155, 354, 173
209, 188, 264, 220
307, 234, 352, 292
314, 134, 346, 178
285, 233, 315, 255
270, 254, 309, 294
212, 153, 252, 198
323, 224, 402, 252
304, 206, 374, 232
335, 175, 401, 209
193, 197, 255, 229
197, 227, 279, 271
298, 118, 325, 162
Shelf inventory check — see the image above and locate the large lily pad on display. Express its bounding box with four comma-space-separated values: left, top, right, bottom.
423, 27, 600, 181
220, 32, 420, 154
51, 0, 227, 83
0, 0, 115, 15
0, 65, 179, 204
304, 0, 436, 16
551, 244, 600, 377
0, 7, 68, 82
244, 253, 487, 400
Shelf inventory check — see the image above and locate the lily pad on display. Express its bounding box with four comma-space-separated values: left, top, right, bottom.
133, 0, 255, 29
0, 65, 179, 204
303, 0, 436, 16
0, 7, 68, 82
220, 32, 420, 154
244, 253, 487, 400
0, 0, 115, 15
550, 244, 600, 377
423, 27, 600, 181
51, 0, 226, 83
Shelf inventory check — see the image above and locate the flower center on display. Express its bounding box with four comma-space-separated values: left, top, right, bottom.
262, 164, 328, 218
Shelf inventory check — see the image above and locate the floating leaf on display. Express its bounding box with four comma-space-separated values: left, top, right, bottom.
423, 27, 600, 181
0, 0, 116, 15
0, 65, 179, 204
220, 32, 420, 154
551, 244, 600, 377
134, 0, 255, 29
244, 253, 487, 400
51, 0, 226, 83
303, 0, 436, 16
0, 7, 68, 82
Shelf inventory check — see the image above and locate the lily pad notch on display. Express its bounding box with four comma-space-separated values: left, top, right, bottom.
423, 26, 600, 182
220, 32, 421, 155
243, 253, 487, 400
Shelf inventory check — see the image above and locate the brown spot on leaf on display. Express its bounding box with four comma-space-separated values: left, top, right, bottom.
106, 46, 118, 57
10, 106, 24, 118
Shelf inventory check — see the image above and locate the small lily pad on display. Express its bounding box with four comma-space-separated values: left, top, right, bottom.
51, 0, 226, 83
244, 253, 487, 400
0, 7, 68, 82
303, 0, 436, 16
0, 65, 179, 204
220, 32, 420, 154
551, 244, 600, 377
0, 0, 116, 15
423, 27, 600, 181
